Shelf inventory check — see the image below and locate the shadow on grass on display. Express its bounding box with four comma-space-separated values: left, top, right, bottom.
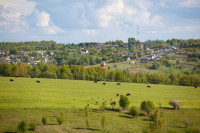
47, 123, 59, 125
4, 132, 17, 133
118, 115, 132, 119
160, 107, 173, 110
106, 109, 120, 112
74, 127, 100, 131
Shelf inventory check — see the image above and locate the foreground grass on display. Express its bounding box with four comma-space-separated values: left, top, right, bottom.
0, 77, 200, 132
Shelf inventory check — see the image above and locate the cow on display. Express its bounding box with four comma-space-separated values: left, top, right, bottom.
36, 80, 40, 83
195, 85, 198, 88
116, 94, 119, 96
94, 81, 97, 83
126, 93, 131, 96
10, 79, 14, 82
103, 82, 106, 85
147, 85, 151, 88
117, 83, 121, 85
15, 76, 19, 78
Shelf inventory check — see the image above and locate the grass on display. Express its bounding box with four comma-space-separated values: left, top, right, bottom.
0, 77, 200, 132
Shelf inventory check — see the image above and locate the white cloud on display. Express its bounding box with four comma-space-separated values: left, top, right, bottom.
82, 29, 97, 35
45, 26, 64, 34
180, 0, 200, 7
0, 0, 36, 16
36, 11, 50, 27
97, 0, 163, 28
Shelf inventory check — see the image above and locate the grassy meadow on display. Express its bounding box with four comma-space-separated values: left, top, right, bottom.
0, 77, 200, 132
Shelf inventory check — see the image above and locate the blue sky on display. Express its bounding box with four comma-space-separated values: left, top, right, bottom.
0, 0, 200, 43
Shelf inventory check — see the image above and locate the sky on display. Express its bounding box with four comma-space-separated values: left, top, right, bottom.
0, 0, 200, 43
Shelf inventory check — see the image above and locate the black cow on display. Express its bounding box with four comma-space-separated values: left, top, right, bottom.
94, 81, 97, 83
147, 85, 151, 88
117, 83, 121, 85
15, 76, 19, 78
195, 85, 198, 88
36, 80, 40, 83
126, 93, 131, 96
116, 94, 119, 96
103, 82, 106, 85
10, 79, 14, 82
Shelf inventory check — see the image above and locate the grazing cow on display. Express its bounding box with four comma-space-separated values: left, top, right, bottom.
117, 83, 121, 85
36, 80, 40, 83
10, 79, 14, 82
103, 82, 106, 85
116, 94, 119, 96
15, 76, 19, 78
147, 85, 151, 88
195, 85, 198, 88
94, 81, 97, 83
126, 93, 131, 96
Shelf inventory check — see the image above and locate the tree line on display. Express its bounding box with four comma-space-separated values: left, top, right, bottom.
0, 62, 200, 87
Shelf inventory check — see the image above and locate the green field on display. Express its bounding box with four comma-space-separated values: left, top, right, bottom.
0, 77, 200, 132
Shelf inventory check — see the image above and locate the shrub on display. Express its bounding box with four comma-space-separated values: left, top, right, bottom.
56, 115, 64, 125
119, 95, 130, 110
130, 106, 140, 118
141, 100, 155, 115
169, 99, 180, 110
29, 122, 36, 131
86, 117, 91, 127
42, 117, 47, 125
17, 121, 28, 133
101, 114, 107, 130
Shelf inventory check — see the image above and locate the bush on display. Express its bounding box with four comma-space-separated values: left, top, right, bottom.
29, 122, 36, 131
141, 100, 155, 115
119, 95, 130, 110
17, 121, 28, 133
42, 117, 47, 125
169, 99, 180, 110
130, 106, 140, 118
186, 127, 200, 133
56, 115, 64, 125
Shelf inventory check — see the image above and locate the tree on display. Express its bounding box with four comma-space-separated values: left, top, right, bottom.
17, 121, 28, 133
149, 108, 166, 133
169, 99, 180, 110
56, 115, 64, 125
101, 114, 107, 130
130, 106, 140, 118
110, 101, 116, 109
141, 100, 155, 115
42, 117, 47, 125
86, 117, 91, 127
119, 95, 130, 110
